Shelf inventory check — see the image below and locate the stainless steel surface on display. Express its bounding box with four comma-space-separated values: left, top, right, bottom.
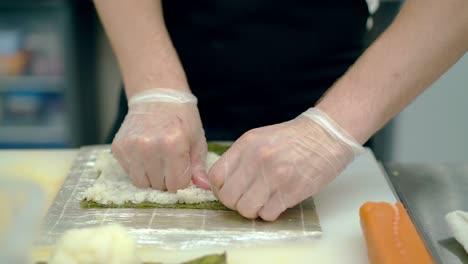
383, 163, 468, 264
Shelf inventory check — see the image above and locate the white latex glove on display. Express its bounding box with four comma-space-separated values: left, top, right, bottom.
112, 88, 208, 192
208, 108, 365, 221
446, 210, 468, 253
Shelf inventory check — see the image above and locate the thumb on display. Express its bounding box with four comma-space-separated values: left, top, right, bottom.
193, 174, 211, 190
190, 136, 210, 190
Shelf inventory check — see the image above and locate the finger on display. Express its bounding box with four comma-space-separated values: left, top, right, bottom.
217, 163, 255, 210
144, 153, 166, 191
192, 175, 211, 190
258, 192, 289, 221
111, 146, 129, 175
190, 134, 209, 189
194, 151, 224, 190
191, 158, 207, 181
235, 178, 271, 219
111, 137, 130, 175
208, 147, 240, 195
128, 151, 150, 188
164, 149, 191, 192
111, 113, 138, 167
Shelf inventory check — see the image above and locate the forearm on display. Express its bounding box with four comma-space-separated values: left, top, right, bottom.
94, 0, 189, 97
316, 0, 468, 144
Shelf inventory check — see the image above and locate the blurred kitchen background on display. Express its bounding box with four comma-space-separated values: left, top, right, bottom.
0, 0, 467, 162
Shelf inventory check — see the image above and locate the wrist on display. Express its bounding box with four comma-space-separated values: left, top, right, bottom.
122, 62, 191, 98
300, 108, 365, 156
120, 41, 191, 98
129, 88, 197, 106
315, 100, 376, 145
125, 83, 191, 99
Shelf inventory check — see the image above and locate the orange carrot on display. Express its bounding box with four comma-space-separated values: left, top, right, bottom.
359, 202, 435, 264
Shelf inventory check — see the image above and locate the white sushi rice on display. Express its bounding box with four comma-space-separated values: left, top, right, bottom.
82, 152, 220, 205
50, 224, 139, 264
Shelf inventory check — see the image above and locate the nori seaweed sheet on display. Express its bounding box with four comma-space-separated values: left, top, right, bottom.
80, 143, 231, 210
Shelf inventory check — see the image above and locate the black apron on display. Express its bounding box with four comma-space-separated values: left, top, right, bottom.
108, 0, 369, 142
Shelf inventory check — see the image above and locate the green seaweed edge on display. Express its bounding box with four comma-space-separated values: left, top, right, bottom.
38, 253, 227, 264
80, 199, 229, 210
182, 253, 226, 264
207, 143, 230, 156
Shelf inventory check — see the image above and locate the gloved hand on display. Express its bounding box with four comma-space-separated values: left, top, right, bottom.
111, 88, 208, 192
208, 108, 365, 221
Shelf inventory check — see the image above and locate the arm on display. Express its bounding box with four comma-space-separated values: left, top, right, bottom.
93, 1, 207, 191
316, 0, 468, 144
93, 0, 189, 97
208, 0, 468, 221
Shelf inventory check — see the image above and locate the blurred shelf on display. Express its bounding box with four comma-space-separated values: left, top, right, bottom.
0, 142, 66, 148
0, 124, 68, 145
0, 0, 66, 9
0, 75, 64, 92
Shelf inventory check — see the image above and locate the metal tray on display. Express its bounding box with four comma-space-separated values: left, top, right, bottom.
384, 162, 468, 264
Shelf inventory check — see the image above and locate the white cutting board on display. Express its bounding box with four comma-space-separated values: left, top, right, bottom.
138, 148, 398, 263
0, 148, 396, 263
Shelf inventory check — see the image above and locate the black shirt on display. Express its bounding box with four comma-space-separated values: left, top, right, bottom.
109, 1, 369, 142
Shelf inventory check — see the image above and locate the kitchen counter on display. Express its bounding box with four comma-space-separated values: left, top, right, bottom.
0, 149, 77, 213
0, 147, 396, 264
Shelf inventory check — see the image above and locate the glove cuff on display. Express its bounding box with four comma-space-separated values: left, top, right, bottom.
300, 108, 365, 157
128, 88, 197, 106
